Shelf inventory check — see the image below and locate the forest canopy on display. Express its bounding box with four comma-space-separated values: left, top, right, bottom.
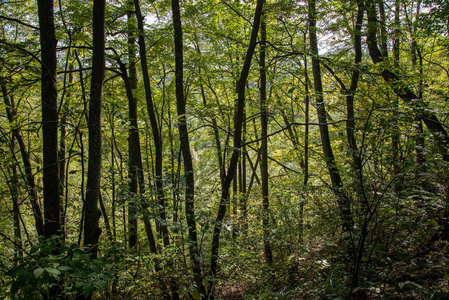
1, 0, 449, 298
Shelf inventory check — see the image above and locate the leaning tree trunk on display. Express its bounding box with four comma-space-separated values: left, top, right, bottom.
308, 0, 352, 232
11, 137, 24, 259
209, 0, 264, 296
83, 0, 105, 258
134, 0, 168, 252
2, 83, 45, 237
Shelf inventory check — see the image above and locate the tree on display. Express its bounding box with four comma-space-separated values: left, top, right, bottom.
3, 0, 449, 298
83, 0, 105, 258
209, 0, 264, 295
308, 0, 352, 233
2, 82, 45, 237
259, 2, 273, 264
38, 0, 61, 239
172, 0, 203, 296
133, 0, 163, 254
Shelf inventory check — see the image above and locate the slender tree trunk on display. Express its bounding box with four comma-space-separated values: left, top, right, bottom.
308, 0, 352, 232
378, 0, 388, 57
59, 64, 73, 240
409, 2, 426, 173
171, 0, 202, 297
301, 50, 310, 243
11, 137, 24, 259
83, 0, 105, 258
99, 192, 114, 242
391, 0, 401, 190
209, 0, 264, 296
110, 134, 117, 241
346, 2, 364, 176
38, 0, 61, 239
127, 9, 139, 250
133, 0, 167, 252
2, 84, 45, 237
259, 6, 273, 264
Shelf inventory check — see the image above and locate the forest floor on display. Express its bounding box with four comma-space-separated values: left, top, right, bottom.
217, 241, 449, 299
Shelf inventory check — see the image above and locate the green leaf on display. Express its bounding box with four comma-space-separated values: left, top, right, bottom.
90, 263, 102, 273
94, 279, 108, 288
58, 266, 72, 271
82, 282, 94, 297
45, 268, 61, 276
33, 268, 44, 279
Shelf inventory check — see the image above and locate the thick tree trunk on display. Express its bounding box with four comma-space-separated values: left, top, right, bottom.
308, 0, 352, 232
83, 0, 105, 258
38, 0, 61, 239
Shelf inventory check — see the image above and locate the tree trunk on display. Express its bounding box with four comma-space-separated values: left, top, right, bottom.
2, 83, 45, 237
209, 0, 264, 296
59, 64, 73, 240
302, 50, 310, 243
308, 0, 352, 232
127, 8, 139, 250
259, 6, 273, 264
172, 0, 202, 296
38, 0, 61, 239
391, 0, 401, 190
11, 137, 24, 259
133, 0, 167, 251
83, 0, 105, 258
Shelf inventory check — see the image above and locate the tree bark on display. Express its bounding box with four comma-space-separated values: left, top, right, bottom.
83, 0, 105, 258
11, 137, 24, 259
172, 0, 203, 296
302, 49, 310, 243
259, 6, 273, 264
308, 0, 352, 232
133, 0, 168, 251
38, 0, 61, 239
127, 8, 139, 250
391, 0, 401, 190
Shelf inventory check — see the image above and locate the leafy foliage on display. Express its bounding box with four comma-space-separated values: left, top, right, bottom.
5, 236, 116, 299
1, 0, 449, 298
